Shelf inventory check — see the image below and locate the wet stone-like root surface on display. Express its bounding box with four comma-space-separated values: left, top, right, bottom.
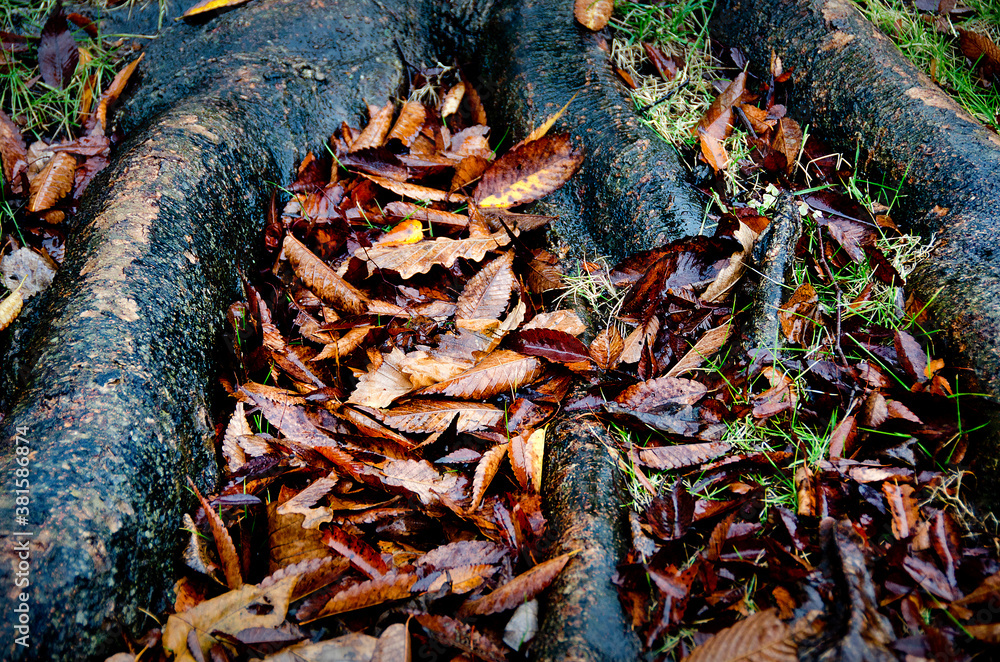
2, 0, 999, 659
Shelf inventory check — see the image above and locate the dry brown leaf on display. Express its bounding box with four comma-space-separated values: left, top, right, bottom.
187, 477, 242, 590
0, 286, 24, 333
683, 608, 796, 662
508, 430, 531, 491
440, 82, 466, 118
0, 109, 27, 193
356, 232, 511, 279
372, 622, 411, 662
635, 442, 731, 470
361, 172, 464, 203
419, 350, 543, 399
451, 154, 491, 191
470, 443, 508, 510
694, 72, 746, 172
387, 101, 426, 147
522, 310, 585, 335
459, 551, 574, 616
958, 28, 1000, 80
589, 325, 625, 370
348, 347, 414, 408
310, 572, 416, 620
284, 234, 368, 315
352, 101, 395, 151
162, 575, 297, 661
771, 117, 803, 175
740, 103, 776, 133
615, 376, 708, 410
27, 151, 75, 212
620, 316, 659, 364
312, 325, 372, 362
275, 475, 336, 530
380, 458, 464, 505
456, 251, 514, 321
666, 324, 731, 377
380, 400, 504, 433
575, 0, 613, 30
474, 133, 583, 208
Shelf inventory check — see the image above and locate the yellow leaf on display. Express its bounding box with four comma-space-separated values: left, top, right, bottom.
575, 0, 613, 30
376, 219, 423, 247
524, 92, 578, 144
182, 0, 252, 18
474, 134, 583, 209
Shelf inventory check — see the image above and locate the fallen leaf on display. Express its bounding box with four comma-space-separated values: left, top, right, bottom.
183, 0, 253, 18
352, 101, 395, 151
683, 608, 796, 662
575, 0, 613, 30
39, 4, 78, 89
162, 576, 298, 660
348, 347, 414, 408
27, 151, 75, 212
778, 283, 820, 345
589, 326, 625, 370
635, 442, 730, 470
456, 251, 514, 321
188, 477, 243, 590
459, 551, 574, 616
356, 232, 510, 279
474, 133, 583, 208
284, 234, 368, 315
309, 572, 417, 620
387, 101, 427, 146
322, 525, 389, 579
380, 458, 464, 505
666, 324, 730, 377
522, 310, 585, 335
470, 443, 508, 510
414, 613, 507, 662
418, 350, 543, 399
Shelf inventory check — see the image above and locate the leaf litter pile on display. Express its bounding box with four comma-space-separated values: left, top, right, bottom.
122, 61, 1000, 662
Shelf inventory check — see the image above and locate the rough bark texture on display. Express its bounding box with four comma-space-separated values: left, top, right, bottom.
476, 0, 704, 261
711, 0, 1000, 502
0, 1, 435, 658
0, 1, 655, 659
533, 417, 641, 662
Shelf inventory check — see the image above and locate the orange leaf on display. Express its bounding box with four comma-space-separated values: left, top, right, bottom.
459, 551, 574, 616
883, 482, 918, 540
309, 572, 417, 621
575, 0, 613, 30
386, 101, 427, 147
351, 101, 395, 151
771, 117, 803, 175
183, 0, 252, 17
94, 53, 144, 134
187, 477, 243, 590
360, 172, 463, 203
778, 283, 820, 345
376, 219, 424, 247
284, 234, 368, 315
27, 151, 75, 212
474, 133, 583, 208
0, 109, 27, 192
589, 325, 624, 370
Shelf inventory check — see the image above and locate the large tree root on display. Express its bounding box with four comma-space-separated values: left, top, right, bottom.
3, 0, 1000, 659
711, 0, 1000, 501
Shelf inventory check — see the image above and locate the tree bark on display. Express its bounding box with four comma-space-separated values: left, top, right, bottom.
0, 1, 437, 658
711, 0, 1000, 503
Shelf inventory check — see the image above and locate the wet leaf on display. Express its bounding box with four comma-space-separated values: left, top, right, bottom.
459, 551, 574, 616
683, 608, 796, 662
694, 72, 746, 171
522, 310, 585, 335
666, 324, 730, 377
0, 109, 27, 193
352, 101, 395, 151
322, 526, 389, 579
183, 0, 253, 18
188, 477, 243, 590
348, 347, 414, 408
162, 576, 297, 659
309, 572, 417, 620
474, 133, 583, 208
0, 286, 24, 332
380, 458, 465, 505
387, 101, 427, 146
456, 251, 514, 321
771, 117, 803, 175
418, 350, 543, 399
958, 29, 1000, 81
284, 234, 368, 315
883, 482, 918, 540
356, 232, 510, 279
510, 328, 591, 364
414, 613, 507, 662
615, 376, 707, 410
894, 330, 928, 383
27, 151, 75, 212
39, 3, 78, 89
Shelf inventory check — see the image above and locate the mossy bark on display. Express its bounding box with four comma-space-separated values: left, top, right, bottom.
711, 0, 1000, 502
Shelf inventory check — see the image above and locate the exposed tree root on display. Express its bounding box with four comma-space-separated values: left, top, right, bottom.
2, 0, 999, 659
711, 0, 1000, 503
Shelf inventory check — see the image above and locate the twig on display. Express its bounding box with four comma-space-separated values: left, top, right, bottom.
816, 226, 849, 367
